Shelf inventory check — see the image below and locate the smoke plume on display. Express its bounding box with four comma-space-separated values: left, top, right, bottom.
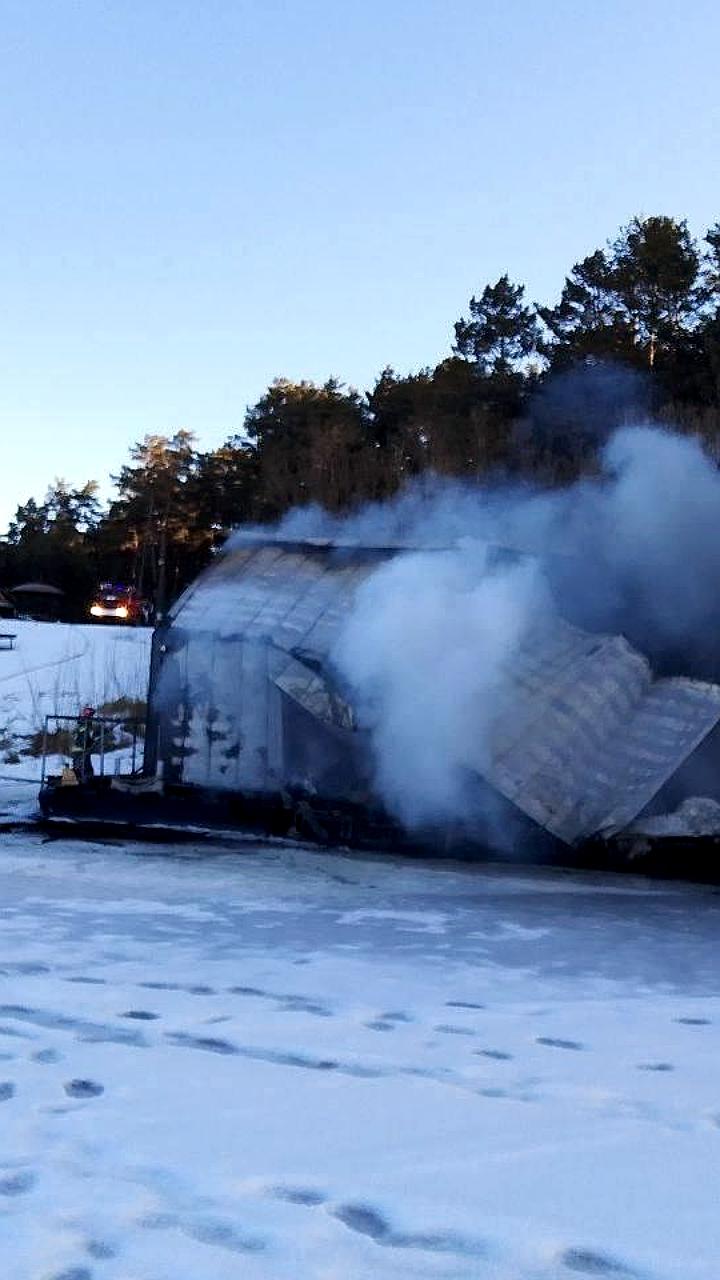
325, 424, 720, 833
228, 370, 720, 835
333, 546, 548, 829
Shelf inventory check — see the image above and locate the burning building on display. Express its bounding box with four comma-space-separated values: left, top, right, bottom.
137, 534, 720, 854
36, 420, 720, 870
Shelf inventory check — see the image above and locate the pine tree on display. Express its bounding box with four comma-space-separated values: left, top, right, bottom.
453, 275, 541, 375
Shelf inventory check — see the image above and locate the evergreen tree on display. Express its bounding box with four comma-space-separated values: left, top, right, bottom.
538, 250, 633, 365
187, 437, 259, 549
5, 481, 101, 614
541, 216, 703, 374
366, 367, 432, 489
453, 274, 541, 375
703, 223, 720, 300
245, 378, 376, 517
611, 216, 701, 366
105, 431, 202, 609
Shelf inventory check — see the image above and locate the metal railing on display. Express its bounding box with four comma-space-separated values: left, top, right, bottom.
39, 714, 145, 787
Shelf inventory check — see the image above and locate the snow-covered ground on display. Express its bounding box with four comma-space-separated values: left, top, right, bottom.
0, 838, 719, 1280
0, 622, 719, 1279
0, 619, 151, 818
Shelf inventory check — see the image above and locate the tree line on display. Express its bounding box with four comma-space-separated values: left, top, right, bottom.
3, 213, 720, 618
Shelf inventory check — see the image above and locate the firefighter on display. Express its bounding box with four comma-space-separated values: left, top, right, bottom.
72, 706, 100, 782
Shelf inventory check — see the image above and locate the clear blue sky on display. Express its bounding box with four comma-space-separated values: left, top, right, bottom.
1, 0, 719, 530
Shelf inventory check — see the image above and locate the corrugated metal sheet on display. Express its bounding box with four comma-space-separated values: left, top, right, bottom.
483, 624, 720, 842
164, 542, 720, 843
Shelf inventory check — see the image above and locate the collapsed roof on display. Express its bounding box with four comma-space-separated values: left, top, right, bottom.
164, 540, 720, 845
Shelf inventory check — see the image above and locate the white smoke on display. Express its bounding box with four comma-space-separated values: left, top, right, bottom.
320, 422, 720, 832
333, 546, 549, 828
246, 419, 720, 654
225, 397, 720, 834
583, 425, 720, 644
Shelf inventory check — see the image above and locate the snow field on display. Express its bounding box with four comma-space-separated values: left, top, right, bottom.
0, 838, 718, 1279
0, 619, 151, 734
0, 619, 151, 816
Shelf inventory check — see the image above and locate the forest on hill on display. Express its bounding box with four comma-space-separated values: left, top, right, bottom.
3, 213, 720, 617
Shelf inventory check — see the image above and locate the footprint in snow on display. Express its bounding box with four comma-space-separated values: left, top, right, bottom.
637, 1061, 674, 1072
0, 1022, 36, 1041
164, 1032, 352, 1073
331, 1202, 487, 1256
433, 1024, 475, 1037
270, 1185, 327, 1206
86, 1240, 117, 1259
279, 997, 332, 1016
32, 1048, 62, 1064
0, 1170, 37, 1196
561, 1245, 639, 1275
226, 986, 332, 1016
165, 1032, 238, 1056
0, 1004, 144, 1047
675, 1016, 711, 1026
0, 1081, 15, 1100
2, 962, 50, 976
476, 1048, 513, 1061
48, 1269, 93, 1280
121, 1010, 159, 1021
536, 1036, 585, 1051
445, 1000, 485, 1010
182, 1217, 265, 1253
64, 1079, 104, 1099
333, 1203, 390, 1241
